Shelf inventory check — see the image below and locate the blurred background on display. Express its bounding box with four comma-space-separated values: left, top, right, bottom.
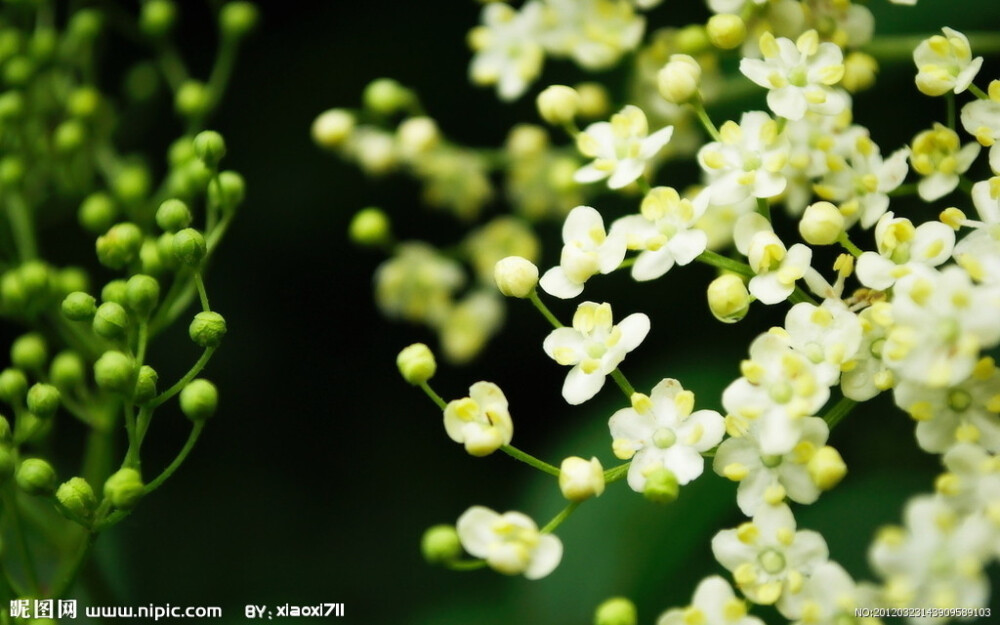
60, 0, 1000, 623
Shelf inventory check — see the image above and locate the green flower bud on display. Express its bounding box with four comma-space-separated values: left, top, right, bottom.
193, 130, 226, 167
0, 447, 14, 483
26, 383, 59, 418
101, 280, 128, 306
68, 9, 104, 41
363, 78, 413, 115
208, 170, 245, 211
4, 56, 35, 86
134, 365, 158, 404
179, 379, 218, 421
311, 109, 355, 148
30, 28, 58, 61
707, 14, 746, 50
168, 136, 197, 166
175, 80, 210, 118
643, 467, 679, 504
54, 119, 87, 153
172, 228, 207, 267
92, 302, 129, 340
676, 24, 710, 55
139, 0, 177, 38
189, 311, 227, 347
799, 201, 845, 246
0, 91, 24, 121
78, 192, 118, 234
536, 85, 580, 125
0, 156, 24, 186
396, 343, 436, 385
58, 267, 90, 296
104, 468, 144, 509
348, 207, 391, 247
156, 199, 193, 232
0, 272, 26, 309
19, 261, 51, 299
125, 274, 160, 318
50, 351, 85, 389
112, 164, 151, 204
140, 238, 165, 275
96, 222, 143, 270
0, 416, 13, 444
16, 458, 57, 496
67, 86, 101, 119
62, 291, 96, 320
594, 597, 637, 625
169, 159, 213, 197
157, 233, 179, 270
420, 525, 461, 564
93, 351, 136, 395
219, 2, 259, 39
11, 333, 47, 372
56, 477, 97, 521
707, 274, 750, 324
0, 369, 29, 404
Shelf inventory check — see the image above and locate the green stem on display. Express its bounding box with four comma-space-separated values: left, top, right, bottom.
959, 176, 974, 194
445, 559, 487, 571
946, 92, 956, 130
822, 396, 857, 430
862, 32, 1000, 62
149, 347, 216, 409
696, 250, 754, 277
500, 445, 560, 477
691, 98, 722, 142
888, 183, 918, 197
419, 381, 447, 410
603, 462, 630, 484
528, 289, 564, 329
52, 531, 96, 599
141, 421, 205, 495
610, 369, 636, 398
194, 273, 211, 312
4, 193, 38, 261
969, 83, 989, 100
3, 489, 40, 595
837, 232, 863, 258
540, 501, 580, 534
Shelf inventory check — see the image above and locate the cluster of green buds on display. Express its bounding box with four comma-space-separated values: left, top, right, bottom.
0, 0, 254, 604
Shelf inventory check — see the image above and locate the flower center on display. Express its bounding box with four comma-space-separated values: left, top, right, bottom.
947, 389, 972, 412
758, 548, 786, 574
761, 454, 783, 469
586, 342, 607, 359
789, 66, 808, 87
869, 338, 885, 359
652, 427, 677, 449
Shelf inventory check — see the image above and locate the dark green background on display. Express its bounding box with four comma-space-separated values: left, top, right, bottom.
67, 1, 1000, 623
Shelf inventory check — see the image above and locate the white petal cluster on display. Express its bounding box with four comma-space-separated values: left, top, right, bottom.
855, 212, 955, 291
698, 111, 790, 205
913, 27, 983, 96
468, 2, 546, 101
539, 205, 627, 298
609, 378, 725, 492
657, 576, 765, 625
574, 105, 673, 189
734, 213, 812, 304
909, 123, 981, 202
961, 85, 1000, 174
443, 382, 514, 456
540, 0, 645, 71
610, 187, 710, 281
739, 30, 847, 121
456, 506, 563, 579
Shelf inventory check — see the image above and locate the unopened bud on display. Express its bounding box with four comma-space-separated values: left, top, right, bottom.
396, 343, 436, 385
643, 467, 679, 504
537, 85, 580, 125
799, 201, 845, 246
707, 274, 750, 323
189, 311, 227, 347
707, 14, 746, 50
494, 256, 539, 298
594, 597, 637, 625
559, 456, 605, 502
808, 446, 847, 490
104, 468, 144, 509
421, 524, 462, 564
658, 55, 701, 104
16, 458, 57, 496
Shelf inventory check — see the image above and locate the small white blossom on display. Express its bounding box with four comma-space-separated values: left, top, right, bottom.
937, 443, 1000, 530
784, 298, 863, 382
543, 301, 650, 405
779, 561, 879, 625
468, 2, 545, 101
657, 576, 766, 625
714, 416, 831, 515
698, 111, 790, 205
910, 123, 981, 202
456, 506, 563, 579
540, 0, 645, 71
574, 105, 673, 189
712, 503, 829, 607
855, 212, 955, 291
913, 27, 983, 96
841, 303, 895, 402
961, 94, 1000, 174
740, 30, 847, 121
734, 213, 813, 304
539, 205, 627, 298
443, 381, 514, 456
609, 187, 710, 281
609, 378, 725, 492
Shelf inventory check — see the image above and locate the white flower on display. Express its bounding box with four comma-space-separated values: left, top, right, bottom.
779, 561, 877, 625
910, 123, 980, 202
657, 576, 766, 625
892, 357, 1000, 453
468, 2, 545, 101
882, 266, 1000, 388
954, 224, 1000, 285
722, 330, 835, 456
539, 206, 627, 298
574, 105, 673, 189
855, 212, 955, 291
540, 0, 645, 71
813, 133, 911, 229
841, 303, 895, 402
937, 443, 1000, 529
707, 0, 765, 14
740, 30, 847, 121
734, 213, 813, 304
784, 298, 863, 381
456, 506, 563, 579
714, 416, 830, 515
869, 496, 993, 618
913, 27, 983, 96
443, 381, 514, 456
374, 243, 464, 327
698, 111, 790, 205
961, 96, 1000, 174
543, 301, 650, 404
609, 378, 724, 492
712, 503, 829, 607
609, 187, 710, 281
439, 290, 505, 364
